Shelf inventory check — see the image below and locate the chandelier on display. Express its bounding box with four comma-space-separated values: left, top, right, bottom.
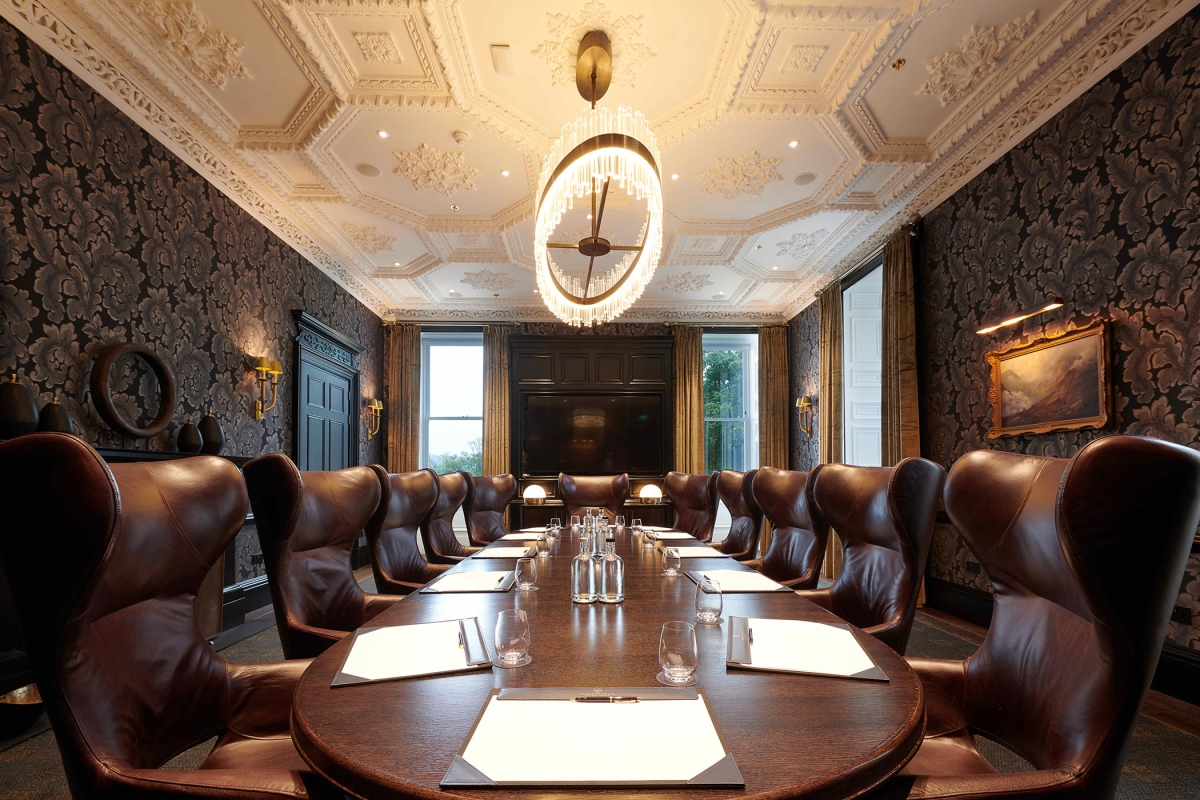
534, 31, 663, 327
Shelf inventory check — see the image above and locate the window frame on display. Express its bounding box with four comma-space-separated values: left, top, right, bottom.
419, 331, 485, 473
701, 332, 760, 474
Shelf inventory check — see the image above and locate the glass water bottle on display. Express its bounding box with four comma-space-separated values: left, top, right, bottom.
599, 541, 625, 603
571, 537, 597, 603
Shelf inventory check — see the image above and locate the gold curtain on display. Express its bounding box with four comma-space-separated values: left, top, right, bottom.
672, 325, 706, 475
881, 229, 921, 466
482, 324, 511, 478
384, 323, 421, 474
757, 325, 790, 556
818, 284, 844, 578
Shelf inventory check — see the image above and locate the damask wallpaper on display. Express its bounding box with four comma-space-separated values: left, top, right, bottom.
788, 302, 820, 472
0, 18, 383, 467
917, 8, 1200, 652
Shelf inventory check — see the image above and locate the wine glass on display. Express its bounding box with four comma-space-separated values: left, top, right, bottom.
535, 535, 552, 558
662, 547, 682, 577
657, 621, 698, 686
515, 557, 538, 590
493, 609, 532, 668
695, 577, 723, 624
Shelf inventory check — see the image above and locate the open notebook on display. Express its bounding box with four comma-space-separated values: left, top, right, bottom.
421, 571, 515, 593
331, 619, 492, 687
685, 569, 790, 592
726, 617, 887, 682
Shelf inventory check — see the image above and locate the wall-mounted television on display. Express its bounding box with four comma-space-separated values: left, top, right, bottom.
521, 394, 664, 476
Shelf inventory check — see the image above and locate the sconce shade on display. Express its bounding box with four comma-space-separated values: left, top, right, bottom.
254, 357, 272, 372
268, 360, 283, 375
976, 298, 1064, 335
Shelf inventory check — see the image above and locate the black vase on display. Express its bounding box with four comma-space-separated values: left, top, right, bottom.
0, 375, 38, 439
177, 420, 203, 453
197, 412, 225, 455
36, 398, 76, 434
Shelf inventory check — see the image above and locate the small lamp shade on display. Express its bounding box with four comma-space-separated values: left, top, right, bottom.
639, 484, 662, 503
254, 357, 272, 372
523, 485, 547, 505
268, 360, 283, 375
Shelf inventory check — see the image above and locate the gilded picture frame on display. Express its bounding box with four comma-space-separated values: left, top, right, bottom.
987, 321, 1110, 439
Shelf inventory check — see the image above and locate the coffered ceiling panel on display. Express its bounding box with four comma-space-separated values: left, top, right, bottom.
7, 0, 1192, 323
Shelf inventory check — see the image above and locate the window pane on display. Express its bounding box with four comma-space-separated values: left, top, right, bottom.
703, 349, 744, 418
426, 420, 483, 475
428, 345, 483, 417
705, 420, 745, 473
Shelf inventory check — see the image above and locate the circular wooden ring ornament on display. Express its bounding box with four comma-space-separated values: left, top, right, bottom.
90, 342, 177, 439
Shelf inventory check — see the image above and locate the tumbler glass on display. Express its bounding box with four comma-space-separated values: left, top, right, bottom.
695, 577, 723, 624
493, 609, 531, 667
535, 535, 552, 558
515, 557, 538, 591
657, 621, 698, 685
662, 547, 682, 576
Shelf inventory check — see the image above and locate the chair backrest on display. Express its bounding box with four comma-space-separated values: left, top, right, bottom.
365, 467, 441, 592
243, 454, 380, 658
0, 434, 246, 793
944, 436, 1200, 794
813, 458, 945, 654
463, 473, 516, 545
715, 469, 761, 559
664, 471, 719, 541
420, 471, 471, 561
750, 467, 829, 588
559, 473, 629, 522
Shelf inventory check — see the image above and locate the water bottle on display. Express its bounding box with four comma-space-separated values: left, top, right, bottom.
599, 541, 625, 603
571, 537, 597, 603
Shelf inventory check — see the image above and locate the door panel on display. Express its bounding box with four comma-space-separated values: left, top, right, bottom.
843, 267, 883, 468
296, 355, 355, 471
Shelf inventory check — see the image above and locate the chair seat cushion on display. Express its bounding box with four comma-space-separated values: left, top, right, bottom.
202, 730, 313, 775
901, 729, 997, 778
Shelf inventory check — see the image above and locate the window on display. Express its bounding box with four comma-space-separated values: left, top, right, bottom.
841, 264, 883, 467
702, 333, 759, 474
420, 332, 484, 475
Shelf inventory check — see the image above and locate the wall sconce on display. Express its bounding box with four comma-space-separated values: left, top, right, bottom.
639, 484, 663, 504
523, 484, 547, 505
365, 399, 383, 440
253, 357, 282, 421
796, 395, 816, 438
976, 298, 1064, 335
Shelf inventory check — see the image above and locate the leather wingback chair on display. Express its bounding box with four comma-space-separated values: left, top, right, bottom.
874, 436, 1200, 800
710, 469, 761, 560
664, 471, 719, 541
744, 467, 829, 589
420, 471, 481, 563
463, 473, 517, 546
0, 434, 338, 799
365, 467, 449, 594
244, 454, 402, 660
559, 473, 629, 522
802, 458, 945, 655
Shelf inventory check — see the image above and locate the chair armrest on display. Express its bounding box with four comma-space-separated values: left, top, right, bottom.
362, 592, 405, 622
103, 764, 318, 798
874, 767, 1082, 799
225, 659, 312, 738
794, 587, 833, 610
862, 614, 906, 652
905, 657, 968, 737
285, 620, 349, 659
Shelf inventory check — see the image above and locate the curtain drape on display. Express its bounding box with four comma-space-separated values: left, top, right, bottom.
757, 325, 790, 556
881, 230, 921, 466
384, 323, 421, 474
818, 284, 844, 578
482, 324, 511, 478
672, 325, 706, 475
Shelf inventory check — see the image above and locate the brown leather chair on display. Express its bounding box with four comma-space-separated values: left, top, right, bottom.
559, 472, 629, 522
874, 436, 1200, 800
664, 470, 719, 541
365, 467, 449, 594
420, 470, 482, 563
0, 433, 338, 799
744, 466, 829, 589
243, 454, 402, 660
463, 473, 517, 546
802, 457, 945, 654
710, 469, 761, 560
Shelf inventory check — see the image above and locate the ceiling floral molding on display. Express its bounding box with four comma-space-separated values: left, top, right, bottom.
353, 31, 403, 65
392, 142, 482, 195
657, 271, 715, 294
131, 0, 252, 89
341, 222, 396, 255
776, 229, 829, 259
461, 268, 517, 291
780, 44, 827, 75
532, 0, 656, 88
916, 11, 1039, 106
697, 149, 784, 200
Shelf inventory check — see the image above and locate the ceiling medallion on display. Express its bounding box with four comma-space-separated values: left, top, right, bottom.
534, 30, 663, 327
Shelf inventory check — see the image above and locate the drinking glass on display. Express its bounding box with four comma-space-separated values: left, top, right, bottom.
494, 609, 531, 667
695, 577, 724, 624
641, 525, 656, 550
615, 515, 625, 528
657, 621, 698, 686
550, 517, 562, 531
570, 515, 581, 538
662, 547, 682, 576
515, 557, 538, 591
535, 535, 552, 558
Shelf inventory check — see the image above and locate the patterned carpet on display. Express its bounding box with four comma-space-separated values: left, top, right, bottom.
0, 610, 1197, 799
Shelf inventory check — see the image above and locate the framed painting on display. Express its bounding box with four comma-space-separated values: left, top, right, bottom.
987, 321, 1110, 439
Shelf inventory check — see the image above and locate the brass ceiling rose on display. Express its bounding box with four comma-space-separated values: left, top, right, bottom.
575, 30, 612, 107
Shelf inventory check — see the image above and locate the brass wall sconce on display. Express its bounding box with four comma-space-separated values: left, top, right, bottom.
976, 297, 1064, 335
253, 357, 282, 421
365, 398, 383, 440
796, 395, 816, 438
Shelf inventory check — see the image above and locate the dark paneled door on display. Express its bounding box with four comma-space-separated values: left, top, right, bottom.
296, 354, 354, 471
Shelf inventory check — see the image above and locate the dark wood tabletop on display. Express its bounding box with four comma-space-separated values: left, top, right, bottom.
292, 530, 925, 800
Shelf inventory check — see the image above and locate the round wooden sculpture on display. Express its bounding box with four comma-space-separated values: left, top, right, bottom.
90, 343, 177, 439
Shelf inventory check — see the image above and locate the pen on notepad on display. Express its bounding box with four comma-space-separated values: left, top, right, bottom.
573, 696, 640, 703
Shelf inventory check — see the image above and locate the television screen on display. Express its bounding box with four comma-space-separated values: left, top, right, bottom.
522, 394, 664, 476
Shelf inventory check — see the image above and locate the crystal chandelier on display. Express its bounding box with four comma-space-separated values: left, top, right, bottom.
534, 32, 663, 326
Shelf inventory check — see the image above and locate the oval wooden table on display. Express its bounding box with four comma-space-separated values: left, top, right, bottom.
293, 531, 924, 800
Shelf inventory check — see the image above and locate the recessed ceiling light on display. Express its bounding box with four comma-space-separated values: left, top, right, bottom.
793, 172, 818, 186
712, 292, 726, 300
754, 245, 762, 250
772, 266, 779, 270
450, 204, 460, 211
393, 262, 401, 267
671, 173, 679, 180
788, 140, 798, 148
355, 162, 382, 177
892, 58, 906, 71
534, 289, 539, 294
377, 130, 388, 138
447, 290, 461, 298
501, 170, 510, 177
586, 213, 593, 220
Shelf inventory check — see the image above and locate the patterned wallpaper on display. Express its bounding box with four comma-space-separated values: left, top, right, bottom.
788, 302, 820, 472
917, 8, 1200, 652
0, 19, 383, 468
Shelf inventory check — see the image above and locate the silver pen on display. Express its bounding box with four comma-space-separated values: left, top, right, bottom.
573, 695, 640, 703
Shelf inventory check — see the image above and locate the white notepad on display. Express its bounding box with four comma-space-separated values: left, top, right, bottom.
518, 527, 548, 532
473, 546, 533, 558
643, 525, 674, 532
669, 546, 729, 558
501, 532, 542, 541
334, 620, 489, 685
693, 569, 785, 592
651, 531, 693, 540
422, 571, 512, 593
729, 618, 886, 681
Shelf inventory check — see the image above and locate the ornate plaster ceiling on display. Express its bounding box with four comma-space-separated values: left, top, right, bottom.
3, 0, 1193, 322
